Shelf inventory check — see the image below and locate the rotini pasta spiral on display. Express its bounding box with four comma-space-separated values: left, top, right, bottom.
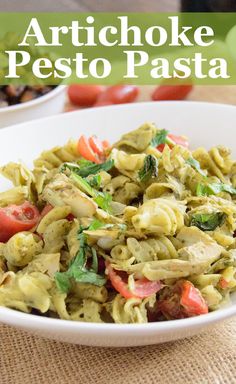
0, 271, 52, 313
111, 148, 145, 174
3, 232, 43, 267
33, 140, 78, 170
132, 198, 186, 235
193, 146, 233, 182
108, 293, 156, 324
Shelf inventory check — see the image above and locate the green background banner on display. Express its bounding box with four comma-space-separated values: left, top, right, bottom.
0, 13, 236, 84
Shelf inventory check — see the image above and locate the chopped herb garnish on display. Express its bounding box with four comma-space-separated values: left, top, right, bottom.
69, 172, 112, 213
94, 192, 112, 213
55, 228, 106, 293
186, 158, 207, 177
88, 219, 127, 232
62, 158, 114, 178
196, 182, 236, 197
88, 219, 105, 231
86, 174, 101, 189
77, 158, 114, 178
77, 159, 93, 168
151, 129, 169, 147
138, 155, 158, 182
70, 172, 95, 197
54, 272, 71, 293
60, 164, 112, 213
190, 212, 226, 231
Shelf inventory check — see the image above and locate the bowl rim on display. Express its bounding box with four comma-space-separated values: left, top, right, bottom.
0, 84, 66, 113
0, 300, 235, 333
0, 100, 235, 334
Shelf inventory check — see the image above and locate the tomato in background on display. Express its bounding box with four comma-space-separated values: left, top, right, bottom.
152, 84, 193, 101
96, 85, 139, 105
68, 85, 104, 107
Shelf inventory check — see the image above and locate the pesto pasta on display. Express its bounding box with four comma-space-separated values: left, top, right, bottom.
0, 122, 236, 323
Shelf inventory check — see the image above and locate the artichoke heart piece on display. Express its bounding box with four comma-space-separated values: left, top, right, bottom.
121, 256, 218, 281
176, 226, 223, 264
42, 173, 97, 218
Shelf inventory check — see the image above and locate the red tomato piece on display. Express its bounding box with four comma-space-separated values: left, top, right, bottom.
156, 134, 189, 153
102, 140, 110, 150
132, 278, 163, 299
219, 277, 229, 289
77, 135, 101, 164
156, 143, 166, 152
68, 84, 104, 107
180, 280, 208, 316
66, 213, 75, 222
97, 85, 139, 105
158, 280, 208, 319
89, 136, 104, 156
152, 84, 193, 101
106, 263, 162, 299
0, 202, 40, 243
168, 134, 189, 148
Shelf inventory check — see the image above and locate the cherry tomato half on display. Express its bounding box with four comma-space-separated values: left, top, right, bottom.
77, 135, 101, 163
0, 202, 40, 243
68, 85, 104, 107
106, 263, 162, 299
96, 85, 139, 105
89, 135, 104, 156
77, 135, 109, 163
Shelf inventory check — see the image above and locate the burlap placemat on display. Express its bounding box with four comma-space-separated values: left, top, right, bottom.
0, 318, 235, 384
1, 86, 236, 384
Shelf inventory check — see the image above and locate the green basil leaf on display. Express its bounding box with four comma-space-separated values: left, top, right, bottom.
88, 219, 105, 231
94, 192, 112, 213
151, 129, 169, 147
196, 182, 236, 197
54, 272, 71, 293
190, 212, 226, 231
77, 158, 114, 178
72, 269, 106, 286
196, 183, 213, 196
186, 158, 207, 177
55, 227, 106, 293
138, 155, 158, 182
86, 174, 101, 189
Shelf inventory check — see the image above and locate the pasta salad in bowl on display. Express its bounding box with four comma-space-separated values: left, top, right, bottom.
0, 101, 235, 346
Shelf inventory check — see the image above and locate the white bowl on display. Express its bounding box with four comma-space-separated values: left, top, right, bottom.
0, 85, 66, 128
0, 101, 235, 347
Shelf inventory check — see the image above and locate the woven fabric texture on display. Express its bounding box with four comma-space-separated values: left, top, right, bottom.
0, 319, 235, 384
